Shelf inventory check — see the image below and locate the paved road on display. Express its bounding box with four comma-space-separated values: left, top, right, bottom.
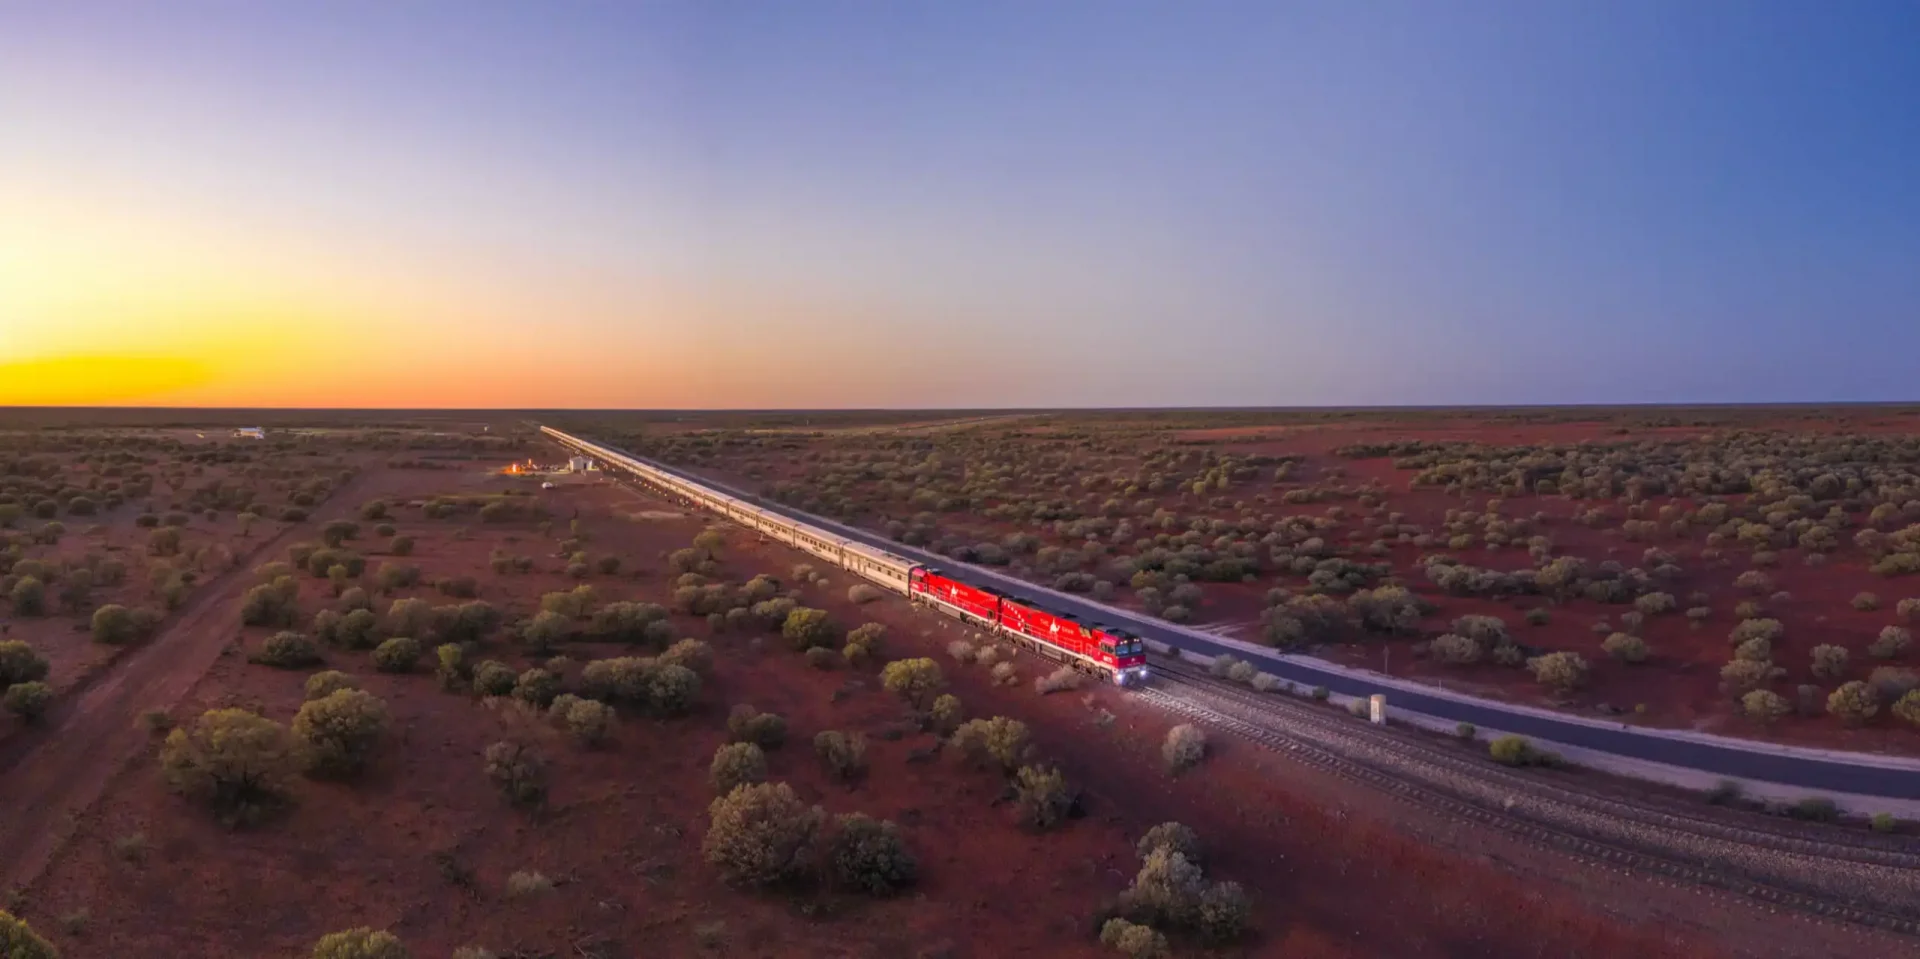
563, 430, 1920, 801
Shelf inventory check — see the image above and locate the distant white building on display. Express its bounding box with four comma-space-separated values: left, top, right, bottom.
568, 455, 592, 472
235, 427, 266, 439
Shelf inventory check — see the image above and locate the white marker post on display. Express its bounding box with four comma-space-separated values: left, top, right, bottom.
1370, 694, 1387, 725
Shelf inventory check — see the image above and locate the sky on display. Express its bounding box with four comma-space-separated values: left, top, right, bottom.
3, 1, 1919, 409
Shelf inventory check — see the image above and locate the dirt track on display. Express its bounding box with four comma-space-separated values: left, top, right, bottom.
0, 475, 374, 894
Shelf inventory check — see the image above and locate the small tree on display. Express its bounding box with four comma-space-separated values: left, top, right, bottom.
1741, 689, 1791, 723
371, 637, 421, 673
710, 742, 768, 795
814, 730, 868, 781
881, 658, 945, 708
559, 696, 616, 745
1870, 626, 1912, 660
827, 813, 915, 895
0, 911, 60, 959
484, 741, 547, 808
304, 670, 359, 701
92, 604, 158, 645
0, 640, 51, 687
311, 927, 409, 959
3, 681, 52, 722
928, 693, 963, 734
781, 607, 837, 650
1810, 644, 1850, 679
702, 781, 824, 887
727, 705, 788, 749
1527, 651, 1590, 691
1162, 724, 1207, 776
513, 668, 560, 708
1827, 681, 1880, 726
10, 576, 46, 616
1137, 822, 1201, 864
951, 716, 1031, 772
1014, 764, 1074, 829
161, 708, 302, 824
1892, 689, 1920, 727
661, 637, 712, 675
293, 689, 389, 777
250, 632, 322, 669
1601, 633, 1648, 664
1098, 918, 1169, 959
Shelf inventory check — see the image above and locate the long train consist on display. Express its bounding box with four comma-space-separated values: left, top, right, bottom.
542, 426, 1150, 685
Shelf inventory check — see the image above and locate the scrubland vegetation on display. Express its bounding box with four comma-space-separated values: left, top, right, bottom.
599, 407, 1920, 749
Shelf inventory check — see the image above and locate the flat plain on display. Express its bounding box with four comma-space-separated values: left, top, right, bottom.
1, 408, 1913, 958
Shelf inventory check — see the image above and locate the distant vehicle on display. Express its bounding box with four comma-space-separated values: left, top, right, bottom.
541, 481, 555, 489
234, 427, 265, 439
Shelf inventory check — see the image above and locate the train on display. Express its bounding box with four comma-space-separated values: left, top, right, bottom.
540, 426, 1152, 686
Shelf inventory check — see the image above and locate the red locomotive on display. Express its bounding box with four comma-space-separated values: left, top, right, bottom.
909, 566, 1150, 685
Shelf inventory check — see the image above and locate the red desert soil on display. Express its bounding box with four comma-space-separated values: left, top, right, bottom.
639, 411, 1920, 756
0, 462, 1872, 958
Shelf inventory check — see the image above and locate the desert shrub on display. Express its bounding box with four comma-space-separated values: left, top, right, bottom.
1527, 651, 1589, 690
512, 667, 560, 708
649, 662, 702, 715
1601, 633, 1649, 663
1899, 597, 1920, 622
251, 632, 322, 669
241, 581, 300, 628
1162, 724, 1207, 775
1347, 585, 1429, 634
0, 640, 51, 688
294, 689, 388, 777
520, 610, 572, 652
540, 585, 598, 619
1014, 764, 1074, 830
847, 583, 882, 605
990, 660, 1017, 685
1634, 592, 1676, 615
1720, 658, 1781, 697
161, 708, 301, 824
929, 693, 963, 734
1869, 665, 1920, 703
1828, 681, 1880, 726
1853, 592, 1882, 611
366, 636, 418, 673
1810, 644, 1851, 679
0, 911, 58, 959
881, 657, 945, 707
711, 741, 768, 794
828, 813, 915, 895
472, 660, 518, 697
952, 716, 1032, 771
782, 607, 838, 651
559, 696, 616, 745
1488, 735, 1538, 766
804, 646, 838, 670
1035, 666, 1086, 694
433, 601, 502, 644
3, 681, 52, 722
1741, 689, 1791, 723
434, 643, 468, 690
588, 600, 669, 644
484, 741, 547, 808
814, 730, 868, 781
1428, 633, 1482, 665
91, 603, 159, 645
6, 572, 44, 618
702, 781, 824, 887
1728, 618, 1784, 647
1892, 689, 1920, 727
1136, 821, 1202, 863
1789, 797, 1840, 823
728, 704, 789, 749
1099, 918, 1169, 959
382, 597, 430, 637
1871, 626, 1912, 660
311, 927, 409, 959
1114, 845, 1248, 945
661, 637, 713, 675
304, 670, 359, 700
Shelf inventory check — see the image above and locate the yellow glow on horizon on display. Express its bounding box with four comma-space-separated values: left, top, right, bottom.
0, 354, 215, 404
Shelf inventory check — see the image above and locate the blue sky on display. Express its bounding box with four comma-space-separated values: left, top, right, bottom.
3, 1, 1918, 407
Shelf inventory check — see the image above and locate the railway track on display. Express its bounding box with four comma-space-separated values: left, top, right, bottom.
1147, 658, 1920, 936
